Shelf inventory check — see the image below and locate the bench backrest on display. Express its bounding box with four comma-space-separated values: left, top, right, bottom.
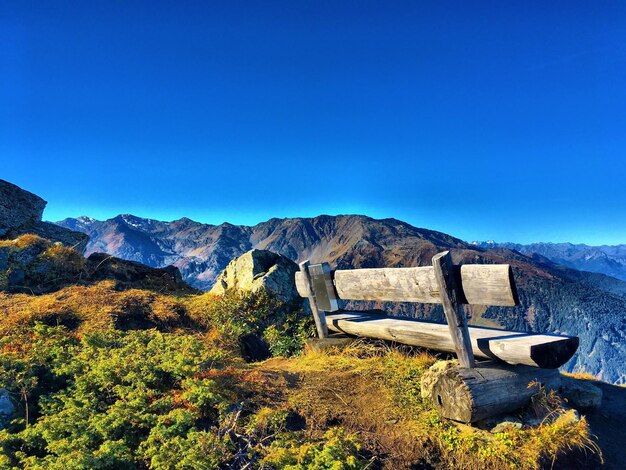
295, 262, 518, 311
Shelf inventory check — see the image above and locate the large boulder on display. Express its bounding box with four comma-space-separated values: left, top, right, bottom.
0, 235, 193, 294
85, 252, 193, 293
209, 249, 300, 304
0, 179, 46, 237
560, 376, 603, 410
0, 180, 88, 253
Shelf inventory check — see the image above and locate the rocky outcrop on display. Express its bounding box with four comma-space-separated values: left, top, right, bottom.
85, 252, 192, 293
31, 221, 88, 253
209, 249, 299, 304
560, 376, 603, 410
0, 180, 88, 252
0, 235, 85, 293
208, 249, 306, 362
0, 180, 46, 237
0, 234, 192, 294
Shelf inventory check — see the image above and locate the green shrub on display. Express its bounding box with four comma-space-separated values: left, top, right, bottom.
261, 427, 365, 470
187, 289, 313, 358
0, 326, 237, 468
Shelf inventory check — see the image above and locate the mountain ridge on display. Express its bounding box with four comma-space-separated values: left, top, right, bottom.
472, 240, 626, 282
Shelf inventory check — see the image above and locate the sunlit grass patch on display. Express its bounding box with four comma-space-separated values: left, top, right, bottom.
258, 342, 601, 469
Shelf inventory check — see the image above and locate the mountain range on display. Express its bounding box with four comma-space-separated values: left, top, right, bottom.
473, 241, 626, 283
57, 214, 626, 384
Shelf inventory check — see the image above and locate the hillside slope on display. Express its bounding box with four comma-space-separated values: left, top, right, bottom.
58, 214, 626, 384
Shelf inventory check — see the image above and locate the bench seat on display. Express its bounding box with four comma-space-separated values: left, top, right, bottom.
326, 311, 578, 369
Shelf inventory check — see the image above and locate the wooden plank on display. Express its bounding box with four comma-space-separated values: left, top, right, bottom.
459, 264, 518, 306
308, 263, 339, 312
325, 311, 579, 369
424, 361, 562, 423
334, 266, 440, 303
432, 251, 475, 368
295, 271, 311, 297
298, 261, 329, 338
331, 264, 517, 306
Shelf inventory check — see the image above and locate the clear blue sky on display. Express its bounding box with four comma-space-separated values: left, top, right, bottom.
1, 1, 625, 244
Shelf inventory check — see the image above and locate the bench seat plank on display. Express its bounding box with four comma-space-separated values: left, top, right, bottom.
326, 311, 578, 369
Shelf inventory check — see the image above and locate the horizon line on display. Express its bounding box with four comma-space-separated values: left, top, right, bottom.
50, 212, 626, 248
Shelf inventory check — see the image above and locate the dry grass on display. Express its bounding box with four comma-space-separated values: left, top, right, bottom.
39, 243, 85, 270
0, 280, 189, 335
562, 371, 599, 381
0, 233, 49, 249
258, 343, 602, 470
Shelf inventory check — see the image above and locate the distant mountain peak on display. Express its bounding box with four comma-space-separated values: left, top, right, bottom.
470, 240, 626, 283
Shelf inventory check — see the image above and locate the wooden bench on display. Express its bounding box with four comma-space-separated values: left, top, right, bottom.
295, 251, 579, 422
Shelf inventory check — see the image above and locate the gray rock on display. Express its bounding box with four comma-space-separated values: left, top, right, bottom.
490, 416, 523, 433
522, 416, 543, 427
209, 249, 300, 304
560, 376, 603, 410
0, 180, 89, 252
14, 244, 46, 265
0, 179, 46, 235
85, 252, 191, 293
31, 221, 89, 253
0, 389, 15, 430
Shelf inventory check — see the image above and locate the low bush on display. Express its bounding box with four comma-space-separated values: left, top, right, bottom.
0, 325, 237, 468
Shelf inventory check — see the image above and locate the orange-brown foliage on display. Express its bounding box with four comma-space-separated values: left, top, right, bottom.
0, 280, 190, 335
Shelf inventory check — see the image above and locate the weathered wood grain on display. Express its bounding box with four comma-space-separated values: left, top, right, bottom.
333, 266, 440, 302
325, 311, 578, 368
432, 251, 475, 368
459, 264, 519, 306
330, 264, 517, 306
298, 261, 329, 338
295, 271, 311, 297
307, 263, 339, 312
426, 362, 562, 422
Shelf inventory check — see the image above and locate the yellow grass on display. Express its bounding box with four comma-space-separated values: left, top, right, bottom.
0, 233, 49, 249
563, 371, 599, 381
0, 280, 188, 334
257, 343, 602, 469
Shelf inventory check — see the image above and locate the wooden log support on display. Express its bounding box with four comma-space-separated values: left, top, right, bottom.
432, 251, 475, 368
298, 260, 329, 338
424, 361, 562, 423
